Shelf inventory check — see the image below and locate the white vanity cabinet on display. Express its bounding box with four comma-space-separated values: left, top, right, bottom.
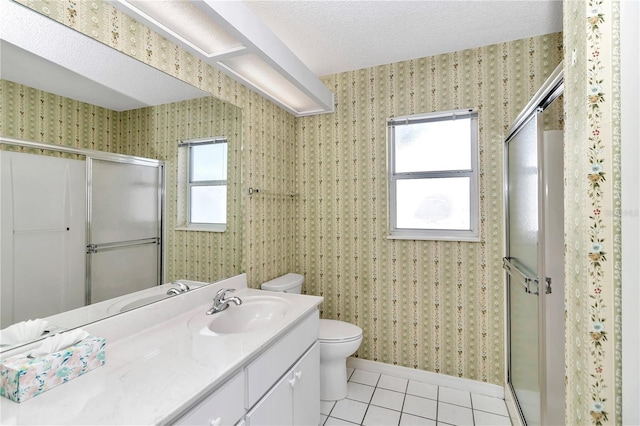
175, 372, 245, 426
245, 343, 320, 426
175, 310, 320, 426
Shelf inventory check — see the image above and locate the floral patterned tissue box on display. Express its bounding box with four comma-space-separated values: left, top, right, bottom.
0, 335, 106, 402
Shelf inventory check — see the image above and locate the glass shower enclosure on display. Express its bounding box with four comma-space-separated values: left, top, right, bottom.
503, 63, 565, 425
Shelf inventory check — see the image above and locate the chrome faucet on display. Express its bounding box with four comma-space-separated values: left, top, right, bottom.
166, 281, 190, 296
207, 288, 242, 315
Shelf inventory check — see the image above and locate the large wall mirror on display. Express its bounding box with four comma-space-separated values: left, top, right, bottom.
0, 1, 243, 352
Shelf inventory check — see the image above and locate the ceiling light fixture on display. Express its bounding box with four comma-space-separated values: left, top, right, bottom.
112, 0, 334, 117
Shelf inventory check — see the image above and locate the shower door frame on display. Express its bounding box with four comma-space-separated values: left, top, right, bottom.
503, 63, 564, 426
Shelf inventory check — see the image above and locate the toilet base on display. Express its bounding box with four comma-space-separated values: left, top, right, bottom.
320, 357, 349, 401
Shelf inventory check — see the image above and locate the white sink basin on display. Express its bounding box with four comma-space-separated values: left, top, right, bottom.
189, 295, 291, 335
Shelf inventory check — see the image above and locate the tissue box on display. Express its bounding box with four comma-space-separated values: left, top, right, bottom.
0, 335, 106, 402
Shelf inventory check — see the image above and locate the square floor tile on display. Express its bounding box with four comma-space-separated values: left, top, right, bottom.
321, 399, 337, 415
474, 410, 512, 426
438, 386, 471, 408
438, 401, 474, 425
350, 369, 380, 386
347, 381, 375, 403
370, 388, 405, 411
399, 413, 436, 426
325, 416, 359, 425
331, 398, 368, 424
471, 393, 509, 416
321, 414, 328, 425
363, 405, 401, 426
378, 374, 408, 393
406, 380, 438, 400
402, 394, 437, 420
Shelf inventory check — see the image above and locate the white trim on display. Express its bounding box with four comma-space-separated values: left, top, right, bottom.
174, 224, 226, 233
387, 110, 480, 242
346, 357, 504, 399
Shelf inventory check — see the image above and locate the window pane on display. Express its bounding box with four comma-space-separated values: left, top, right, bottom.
396, 177, 470, 230
190, 185, 227, 223
394, 118, 471, 173
190, 143, 227, 182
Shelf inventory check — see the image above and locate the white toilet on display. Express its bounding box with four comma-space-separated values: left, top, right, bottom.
261, 273, 363, 401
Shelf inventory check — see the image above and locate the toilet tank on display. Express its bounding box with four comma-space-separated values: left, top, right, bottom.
261, 273, 304, 293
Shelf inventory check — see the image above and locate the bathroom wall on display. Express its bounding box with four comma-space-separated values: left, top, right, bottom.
295, 33, 563, 385
0, 79, 117, 151
117, 98, 243, 283
563, 0, 621, 424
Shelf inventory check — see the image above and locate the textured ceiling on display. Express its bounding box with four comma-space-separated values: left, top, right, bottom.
245, 0, 564, 77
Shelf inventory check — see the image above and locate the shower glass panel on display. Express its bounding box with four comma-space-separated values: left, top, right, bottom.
87, 158, 162, 304
506, 114, 541, 425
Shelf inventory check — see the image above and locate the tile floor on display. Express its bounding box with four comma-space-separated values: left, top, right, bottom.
320, 368, 512, 426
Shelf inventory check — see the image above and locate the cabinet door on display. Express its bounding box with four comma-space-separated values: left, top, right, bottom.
176, 373, 245, 426
292, 343, 320, 426
246, 312, 318, 408
245, 372, 293, 426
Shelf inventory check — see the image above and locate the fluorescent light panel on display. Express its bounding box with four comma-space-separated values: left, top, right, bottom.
126, 0, 242, 56
221, 53, 322, 113
112, 0, 334, 116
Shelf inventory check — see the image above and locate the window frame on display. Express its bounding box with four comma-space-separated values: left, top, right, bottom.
387, 109, 480, 242
179, 136, 228, 232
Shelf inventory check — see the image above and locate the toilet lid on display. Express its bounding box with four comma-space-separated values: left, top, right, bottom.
319, 319, 363, 342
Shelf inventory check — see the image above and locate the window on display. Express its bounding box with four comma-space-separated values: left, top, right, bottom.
387, 109, 480, 241
179, 137, 227, 231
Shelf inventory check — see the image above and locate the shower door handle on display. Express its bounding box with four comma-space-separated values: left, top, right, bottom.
503, 257, 551, 295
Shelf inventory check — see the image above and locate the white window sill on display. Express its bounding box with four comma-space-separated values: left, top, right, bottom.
175, 224, 227, 233
386, 233, 481, 242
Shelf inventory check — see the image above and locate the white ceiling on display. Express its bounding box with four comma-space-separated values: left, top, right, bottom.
245, 0, 564, 77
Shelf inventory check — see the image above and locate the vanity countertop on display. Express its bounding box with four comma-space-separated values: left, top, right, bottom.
0, 274, 323, 425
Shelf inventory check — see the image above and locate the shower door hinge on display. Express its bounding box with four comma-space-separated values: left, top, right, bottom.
87, 244, 97, 254
545, 277, 552, 294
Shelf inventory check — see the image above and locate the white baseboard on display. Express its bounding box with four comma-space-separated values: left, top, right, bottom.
346, 357, 505, 399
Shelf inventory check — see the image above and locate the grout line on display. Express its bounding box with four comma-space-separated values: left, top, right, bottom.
470, 391, 476, 426
435, 384, 440, 423
396, 377, 409, 426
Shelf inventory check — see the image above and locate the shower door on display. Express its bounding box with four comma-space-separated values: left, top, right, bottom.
504, 63, 565, 426
86, 157, 163, 304
505, 113, 543, 425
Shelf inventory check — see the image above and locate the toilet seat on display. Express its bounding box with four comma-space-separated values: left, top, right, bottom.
319, 319, 363, 343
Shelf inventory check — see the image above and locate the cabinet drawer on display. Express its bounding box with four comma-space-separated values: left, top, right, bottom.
245, 311, 319, 408
176, 372, 245, 426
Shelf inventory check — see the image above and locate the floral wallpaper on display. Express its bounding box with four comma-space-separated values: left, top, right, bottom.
564, 0, 621, 424
0, 79, 117, 152
117, 97, 244, 283
296, 34, 563, 385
